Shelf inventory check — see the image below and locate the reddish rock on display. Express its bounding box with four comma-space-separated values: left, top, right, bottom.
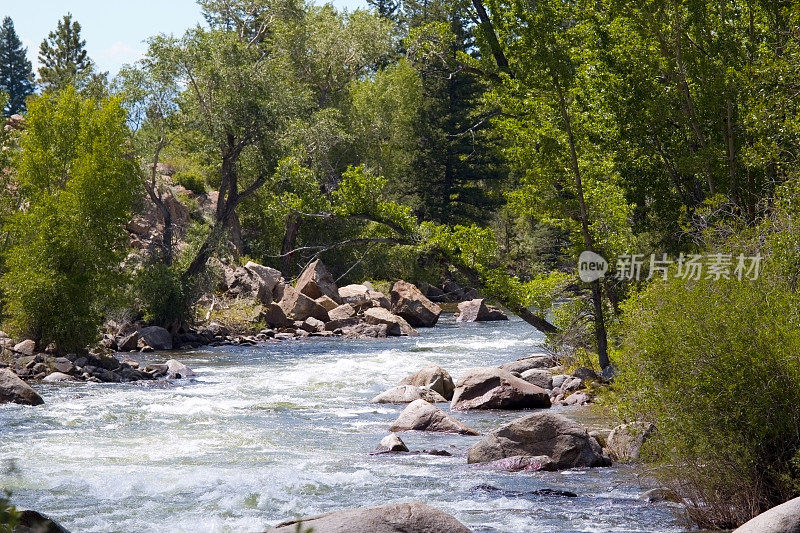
451, 367, 551, 410
295, 259, 341, 303
390, 280, 442, 327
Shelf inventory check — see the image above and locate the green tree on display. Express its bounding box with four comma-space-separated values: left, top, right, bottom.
0, 17, 34, 115
37, 13, 94, 92
0, 88, 140, 353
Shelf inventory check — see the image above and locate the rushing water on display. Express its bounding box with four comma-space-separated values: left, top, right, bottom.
0, 316, 689, 532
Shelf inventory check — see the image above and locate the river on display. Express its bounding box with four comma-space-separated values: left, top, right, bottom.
0, 316, 690, 532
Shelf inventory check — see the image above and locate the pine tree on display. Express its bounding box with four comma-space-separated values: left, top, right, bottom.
0, 17, 35, 116
37, 13, 93, 92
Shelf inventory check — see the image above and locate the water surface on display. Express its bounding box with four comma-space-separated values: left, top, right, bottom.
0, 317, 688, 532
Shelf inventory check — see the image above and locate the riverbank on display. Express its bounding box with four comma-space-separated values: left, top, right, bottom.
0, 316, 687, 532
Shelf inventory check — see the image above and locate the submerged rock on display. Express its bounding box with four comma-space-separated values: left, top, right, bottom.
390, 280, 442, 327
0, 368, 44, 405
371, 385, 447, 404
389, 399, 478, 435
467, 412, 611, 469
399, 365, 455, 401
266, 502, 472, 533
474, 455, 558, 472
450, 367, 551, 410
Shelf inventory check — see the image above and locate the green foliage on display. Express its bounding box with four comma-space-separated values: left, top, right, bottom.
0, 17, 35, 115
134, 263, 188, 327
37, 13, 95, 92
1, 88, 140, 353
0, 491, 20, 532
614, 275, 800, 528
173, 168, 207, 194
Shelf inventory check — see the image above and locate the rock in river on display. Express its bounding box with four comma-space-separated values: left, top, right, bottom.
467, 412, 611, 470
733, 495, 800, 533
266, 501, 472, 533
399, 365, 455, 400
371, 385, 447, 404
390, 280, 442, 327
456, 298, 508, 322
450, 367, 551, 410
389, 399, 478, 435
374, 433, 409, 453
0, 368, 44, 405
138, 326, 173, 351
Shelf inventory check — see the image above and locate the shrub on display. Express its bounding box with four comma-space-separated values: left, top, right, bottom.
614, 275, 800, 528
134, 263, 188, 328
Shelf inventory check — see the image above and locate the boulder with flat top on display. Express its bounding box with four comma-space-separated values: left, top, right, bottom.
451, 367, 551, 410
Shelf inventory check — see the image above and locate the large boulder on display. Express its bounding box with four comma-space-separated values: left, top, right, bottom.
467, 412, 611, 469
243, 261, 282, 293
733, 496, 800, 533
389, 399, 478, 435
13, 339, 36, 356
520, 368, 553, 390
138, 326, 173, 351
606, 422, 655, 462
15, 509, 71, 533
279, 285, 330, 322
371, 385, 447, 404
266, 502, 472, 533
328, 303, 356, 321
456, 299, 508, 322
399, 365, 455, 401
363, 308, 417, 337
338, 284, 371, 306
390, 281, 441, 328
224, 265, 272, 304
164, 359, 196, 379
295, 259, 341, 303
261, 303, 292, 327
0, 369, 44, 405
450, 367, 551, 410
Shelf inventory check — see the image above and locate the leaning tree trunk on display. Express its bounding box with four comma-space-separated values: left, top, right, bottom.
280, 212, 302, 278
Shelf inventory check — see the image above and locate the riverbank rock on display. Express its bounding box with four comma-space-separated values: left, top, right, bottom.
733, 496, 800, 533
138, 326, 173, 351
389, 399, 478, 435
606, 422, 655, 462
279, 285, 330, 322
338, 284, 370, 305
266, 502, 472, 533
390, 281, 441, 327
467, 412, 611, 469
399, 365, 455, 401
450, 367, 551, 410
164, 359, 196, 379
520, 368, 553, 390
295, 259, 341, 303
374, 433, 409, 453
0, 368, 44, 405
498, 355, 558, 374
12, 339, 36, 356
42, 372, 77, 383
328, 303, 356, 321
364, 308, 417, 336
224, 265, 272, 304
371, 385, 447, 404
456, 299, 508, 322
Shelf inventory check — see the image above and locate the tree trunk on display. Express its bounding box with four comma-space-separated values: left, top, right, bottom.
555, 75, 610, 369
281, 212, 302, 278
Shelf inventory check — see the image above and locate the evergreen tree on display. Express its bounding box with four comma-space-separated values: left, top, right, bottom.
0, 17, 35, 115
37, 13, 93, 91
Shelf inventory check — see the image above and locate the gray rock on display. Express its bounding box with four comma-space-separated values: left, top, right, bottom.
51, 357, 74, 374
117, 331, 139, 352
375, 433, 409, 453
390, 280, 442, 327
499, 355, 557, 374
572, 366, 601, 382
475, 455, 557, 472
451, 367, 551, 410
467, 412, 611, 469
456, 299, 508, 322
371, 385, 447, 404
606, 422, 655, 462
520, 368, 553, 390
42, 372, 77, 383
363, 307, 418, 337
295, 259, 341, 303
0, 368, 44, 405
338, 284, 371, 306
328, 303, 356, 321
279, 285, 330, 322
164, 359, 195, 379
399, 365, 455, 401
138, 326, 173, 351
301, 317, 326, 333
389, 399, 479, 435
315, 295, 340, 312
733, 496, 800, 533
261, 303, 292, 327
13, 339, 36, 356
244, 261, 282, 293
551, 374, 569, 389
266, 502, 472, 533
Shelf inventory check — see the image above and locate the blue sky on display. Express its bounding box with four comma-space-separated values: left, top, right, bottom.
3, 0, 367, 78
